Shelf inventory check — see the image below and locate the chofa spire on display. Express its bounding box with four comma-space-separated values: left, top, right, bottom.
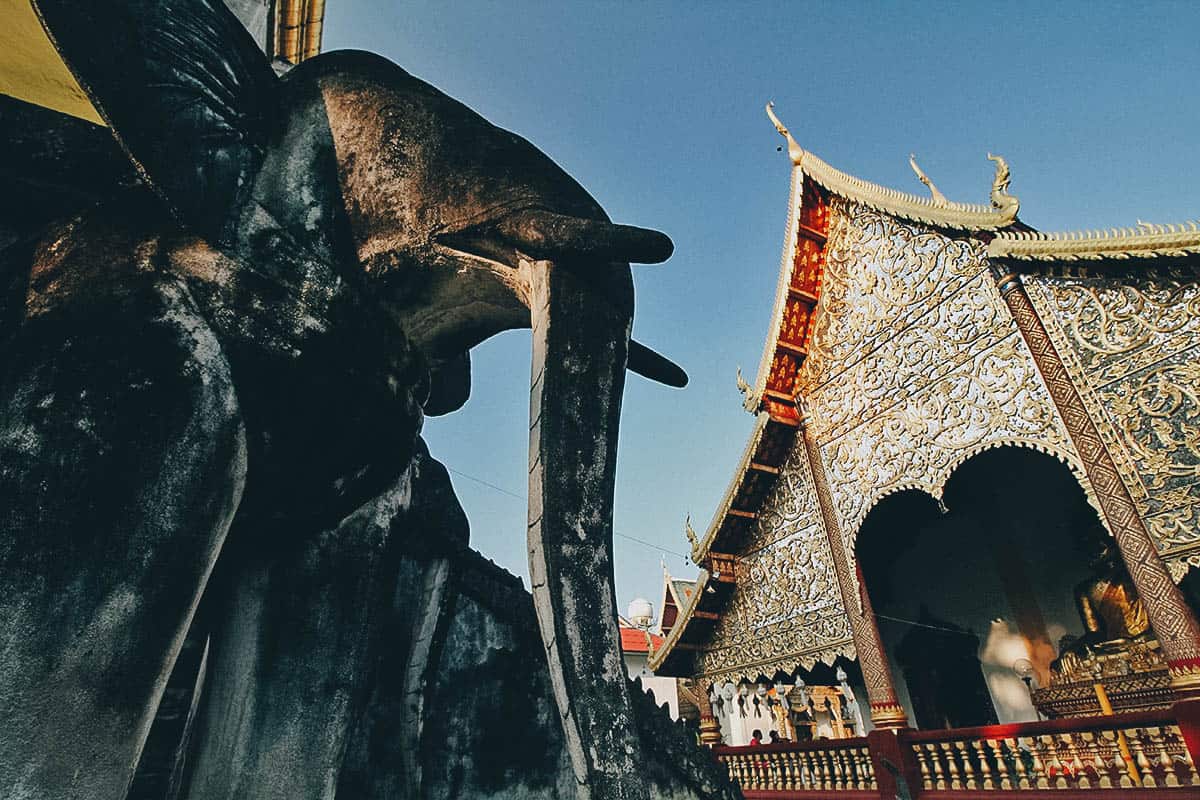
762, 102, 1020, 231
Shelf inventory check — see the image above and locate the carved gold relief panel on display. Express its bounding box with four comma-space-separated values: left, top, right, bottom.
803, 202, 986, 390
697, 444, 854, 682
801, 201, 1086, 545
1024, 272, 1200, 574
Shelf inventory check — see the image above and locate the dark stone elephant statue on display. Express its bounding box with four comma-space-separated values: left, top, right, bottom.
0, 2, 738, 799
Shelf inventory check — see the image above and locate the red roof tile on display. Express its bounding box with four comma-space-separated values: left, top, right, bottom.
620, 625, 664, 654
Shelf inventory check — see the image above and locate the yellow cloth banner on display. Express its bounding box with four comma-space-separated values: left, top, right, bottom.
0, 0, 103, 124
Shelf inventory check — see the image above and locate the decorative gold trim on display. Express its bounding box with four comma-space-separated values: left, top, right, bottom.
683, 514, 700, 563
765, 102, 1019, 231
989, 221, 1200, 262
747, 165, 805, 412
735, 365, 751, 400
801, 418, 903, 711
988, 153, 1020, 218
690, 413, 769, 564
1020, 276, 1153, 511
692, 639, 856, 684
1168, 660, 1200, 700
846, 437, 1098, 536
868, 702, 910, 729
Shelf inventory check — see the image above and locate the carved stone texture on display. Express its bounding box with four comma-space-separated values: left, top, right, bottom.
997, 277, 1200, 691
327, 495, 739, 800
801, 200, 1086, 550
1024, 271, 1200, 576
695, 441, 854, 683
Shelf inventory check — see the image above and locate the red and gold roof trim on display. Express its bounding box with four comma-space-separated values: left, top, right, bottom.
649, 174, 834, 676
692, 175, 831, 565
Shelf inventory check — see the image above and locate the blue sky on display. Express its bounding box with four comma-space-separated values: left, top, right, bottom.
324, 1, 1200, 620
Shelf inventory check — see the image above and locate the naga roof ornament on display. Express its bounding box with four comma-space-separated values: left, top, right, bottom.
765, 102, 1020, 230
908, 154, 948, 206
989, 219, 1200, 262
735, 365, 751, 398
684, 514, 701, 562
988, 153, 1020, 218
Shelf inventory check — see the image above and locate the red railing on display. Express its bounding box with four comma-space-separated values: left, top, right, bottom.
712, 702, 1200, 799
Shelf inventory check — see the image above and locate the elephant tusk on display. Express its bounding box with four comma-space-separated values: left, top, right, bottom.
497, 209, 673, 265
628, 340, 688, 388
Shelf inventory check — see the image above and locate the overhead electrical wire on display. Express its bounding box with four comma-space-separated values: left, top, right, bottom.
445, 466, 693, 561
448, 471, 984, 634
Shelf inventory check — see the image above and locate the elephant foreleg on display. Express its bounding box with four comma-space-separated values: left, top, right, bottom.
0, 277, 246, 799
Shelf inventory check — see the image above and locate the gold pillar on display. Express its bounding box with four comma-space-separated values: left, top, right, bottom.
799, 409, 909, 729
692, 678, 723, 746
992, 268, 1200, 699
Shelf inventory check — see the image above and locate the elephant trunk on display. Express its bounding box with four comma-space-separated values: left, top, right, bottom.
526, 257, 648, 800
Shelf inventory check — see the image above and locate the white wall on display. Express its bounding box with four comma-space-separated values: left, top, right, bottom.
624, 651, 680, 719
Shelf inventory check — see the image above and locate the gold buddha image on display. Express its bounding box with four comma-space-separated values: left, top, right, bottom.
1051, 538, 1159, 686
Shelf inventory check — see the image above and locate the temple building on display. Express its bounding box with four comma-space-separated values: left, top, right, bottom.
650, 104, 1200, 749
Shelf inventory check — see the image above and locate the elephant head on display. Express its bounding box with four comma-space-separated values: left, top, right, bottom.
33, 1, 683, 797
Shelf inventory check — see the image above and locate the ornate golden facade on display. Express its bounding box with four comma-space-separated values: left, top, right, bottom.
1026, 273, 1200, 577
694, 443, 853, 682
805, 201, 1086, 552
651, 111, 1200, 697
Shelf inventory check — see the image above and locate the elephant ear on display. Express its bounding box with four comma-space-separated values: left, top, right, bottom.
32, 0, 278, 245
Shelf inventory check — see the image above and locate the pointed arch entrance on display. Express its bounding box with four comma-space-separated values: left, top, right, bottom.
855, 446, 1127, 728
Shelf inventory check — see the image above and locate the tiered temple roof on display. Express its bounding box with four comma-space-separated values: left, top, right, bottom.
989, 222, 1200, 264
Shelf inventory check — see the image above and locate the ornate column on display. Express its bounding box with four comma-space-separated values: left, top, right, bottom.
798, 407, 909, 729
689, 677, 723, 746
992, 268, 1200, 699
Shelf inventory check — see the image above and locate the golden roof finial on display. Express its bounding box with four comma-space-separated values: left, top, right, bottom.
908, 154, 948, 206
987, 153, 1020, 217
765, 102, 805, 165
736, 366, 751, 397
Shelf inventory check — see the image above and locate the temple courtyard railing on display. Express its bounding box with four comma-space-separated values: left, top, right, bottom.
712, 704, 1200, 798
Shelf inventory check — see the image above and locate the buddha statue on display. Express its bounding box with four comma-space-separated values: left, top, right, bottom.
1050, 539, 1160, 685
1075, 546, 1150, 642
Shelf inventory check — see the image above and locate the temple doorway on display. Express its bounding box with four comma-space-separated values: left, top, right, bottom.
855, 447, 1114, 727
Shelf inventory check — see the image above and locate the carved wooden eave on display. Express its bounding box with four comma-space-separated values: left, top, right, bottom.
650, 409, 798, 675
687, 412, 800, 565
744, 163, 807, 415
649, 566, 737, 676
989, 221, 1200, 265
